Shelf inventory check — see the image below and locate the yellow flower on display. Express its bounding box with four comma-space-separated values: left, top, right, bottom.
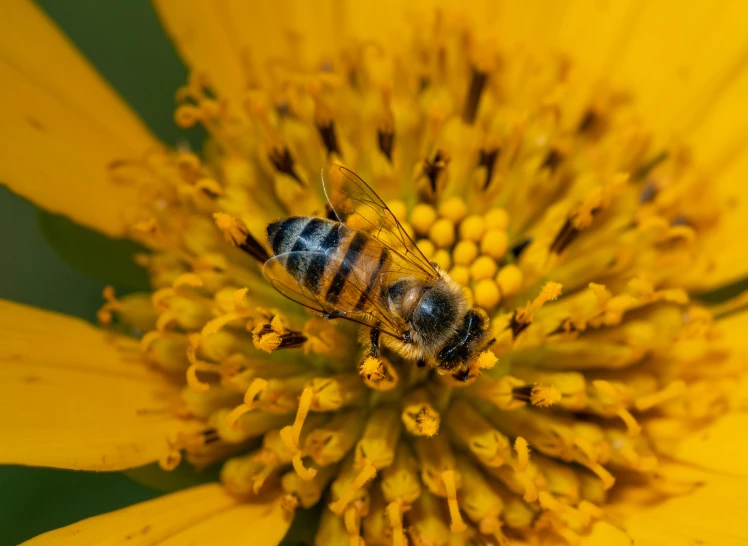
3, 1, 748, 545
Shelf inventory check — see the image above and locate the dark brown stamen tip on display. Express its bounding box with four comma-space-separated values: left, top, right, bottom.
316, 120, 341, 157
254, 323, 308, 350
478, 148, 500, 190
377, 128, 395, 162
540, 148, 564, 174
508, 311, 530, 339
634, 151, 668, 180
549, 218, 578, 255
511, 384, 536, 403
511, 237, 532, 259
576, 108, 606, 137
418, 76, 430, 92
422, 149, 450, 194
268, 147, 304, 186
239, 234, 270, 263
462, 67, 489, 124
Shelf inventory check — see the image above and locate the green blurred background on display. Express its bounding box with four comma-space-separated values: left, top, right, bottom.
0, 1, 201, 543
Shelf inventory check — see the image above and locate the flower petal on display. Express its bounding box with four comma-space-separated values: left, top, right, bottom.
0, 299, 197, 471
21, 484, 290, 545
0, 0, 160, 236
584, 466, 748, 546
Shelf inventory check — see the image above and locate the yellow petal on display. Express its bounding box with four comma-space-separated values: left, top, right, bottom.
23, 484, 290, 546
0, 0, 159, 236
583, 466, 748, 546
0, 299, 197, 470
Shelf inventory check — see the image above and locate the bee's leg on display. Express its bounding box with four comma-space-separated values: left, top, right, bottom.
368, 326, 381, 359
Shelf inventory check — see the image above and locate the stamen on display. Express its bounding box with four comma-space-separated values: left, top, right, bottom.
402, 389, 441, 437
225, 378, 268, 428
213, 212, 269, 262
441, 470, 467, 532
386, 502, 406, 546
530, 385, 562, 407
515, 437, 530, 471
540, 148, 564, 173
462, 67, 489, 124
616, 407, 642, 437
344, 506, 364, 546
329, 463, 377, 515
377, 129, 394, 162
253, 322, 308, 352
634, 380, 686, 411
550, 217, 580, 254
159, 449, 182, 471
583, 461, 615, 490
280, 388, 317, 480
362, 357, 399, 391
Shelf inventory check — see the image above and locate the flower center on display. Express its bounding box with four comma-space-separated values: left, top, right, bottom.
100, 13, 740, 545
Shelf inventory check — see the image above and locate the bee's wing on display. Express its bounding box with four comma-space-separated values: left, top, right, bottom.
322, 164, 439, 281
263, 250, 406, 339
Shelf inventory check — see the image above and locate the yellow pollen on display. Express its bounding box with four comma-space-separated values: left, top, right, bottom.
428, 218, 456, 248
386, 502, 407, 546
225, 378, 268, 428
416, 239, 436, 259
474, 279, 501, 310
634, 380, 687, 411
449, 265, 470, 286
254, 330, 282, 352
484, 208, 509, 230
409, 406, 441, 437
438, 196, 468, 223
476, 350, 498, 369
233, 287, 249, 310
530, 385, 562, 407
480, 229, 509, 260
441, 470, 467, 533
470, 255, 498, 281
270, 314, 286, 334
213, 212, 248, 246
459, 214, 485, 242
359, 356, 384, 380
410, 203, 437, 236
496, 265, 523, 297
516, 281, 563, 323
453, 240, 478, 265
431, 249, 451, 270
329, 463, 377, 515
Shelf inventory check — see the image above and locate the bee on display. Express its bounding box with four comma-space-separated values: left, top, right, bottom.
263, 164, 493, 381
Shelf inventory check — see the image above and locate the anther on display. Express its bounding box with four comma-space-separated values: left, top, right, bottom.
616, 407, 642, 437
463, 67, 489, 124
359, 356, 384, 381
540, 148, 564, 173
268, 146, 304, 186
478, 148, 500, 190
253, 323, 308, 352
317, 120, 342, 157
510, 236, 532, 259
441, 470, 467, 532
530, 385, 562, 407
633, 150, 668, 180
550, 218, 579, 254
213, 213, 269, 262
420, 149, 451, 195
377, 128, 395, 162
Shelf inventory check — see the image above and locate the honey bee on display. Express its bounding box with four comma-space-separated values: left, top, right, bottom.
263, 164, 493, 381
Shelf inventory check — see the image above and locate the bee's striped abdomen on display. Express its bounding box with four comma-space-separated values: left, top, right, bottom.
267, 216, 391, 314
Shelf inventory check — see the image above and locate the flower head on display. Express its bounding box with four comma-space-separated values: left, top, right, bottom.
4, 2, 748, 546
